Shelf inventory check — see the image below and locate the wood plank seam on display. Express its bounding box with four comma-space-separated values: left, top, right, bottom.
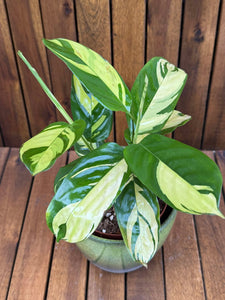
144, 0, 148, 64
44, 150, 69, 298
0, 147, 10, 183
175, 0, 221, 148
1, 1, 32, 143
4, 0, 33, 136
215, 150, 225, 205
161, 246, 167, 299
200, 1, 223, 149
43, 236, 55, 300
109, 0, 117, 143
124, 272, 127, 300
177, 0, 186, 67
195, 150, 225, 299
44, 150, 70, 299
73, 0, 80, 42
85, 261, 90, 300
5, 176, 34, 300
193, 215, 207, 300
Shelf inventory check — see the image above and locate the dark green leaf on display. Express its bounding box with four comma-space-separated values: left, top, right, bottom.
124, 134, 224, 218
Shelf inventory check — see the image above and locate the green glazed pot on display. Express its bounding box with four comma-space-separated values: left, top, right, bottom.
76, 206, 177, 273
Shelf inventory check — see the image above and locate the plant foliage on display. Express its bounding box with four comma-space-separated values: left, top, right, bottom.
18, 38, 224, 266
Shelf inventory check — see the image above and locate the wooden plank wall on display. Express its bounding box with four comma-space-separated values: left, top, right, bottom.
0, 0, 225, 149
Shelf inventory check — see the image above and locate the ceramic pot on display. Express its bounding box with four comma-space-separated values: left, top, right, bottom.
76, 206, 177, 273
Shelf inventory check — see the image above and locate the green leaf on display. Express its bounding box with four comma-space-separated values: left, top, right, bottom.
71, 75, 113, 143
46, 143, 129, 242
20, 120, 85, 175
124, 134, 224, 218
114, 177, 160, 265
56, 223, 67, 242
131, 57, 187, 138
54, 158, 81, 192
43, 38, 132, 115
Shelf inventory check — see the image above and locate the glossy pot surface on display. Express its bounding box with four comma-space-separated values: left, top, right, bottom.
76, 206, 177, 273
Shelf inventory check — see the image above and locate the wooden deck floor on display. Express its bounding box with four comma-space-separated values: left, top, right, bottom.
1, 148, 225, 300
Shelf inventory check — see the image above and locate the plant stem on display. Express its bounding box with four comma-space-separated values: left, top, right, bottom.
133, 75, 149, 144
18, 51, 94, 151
18, 51, 73, 124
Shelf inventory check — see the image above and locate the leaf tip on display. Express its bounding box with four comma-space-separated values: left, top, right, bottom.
216, 209, 225, 219
56, 223, 67, 242
140, 261, 148, 268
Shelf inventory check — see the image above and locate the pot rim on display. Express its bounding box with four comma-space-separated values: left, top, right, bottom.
93, 204, 175, 242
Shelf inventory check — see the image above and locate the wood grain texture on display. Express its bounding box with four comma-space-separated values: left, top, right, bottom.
75, 0, 114, 142
47, 151, 87, 300
6, 0, 57, 136
127, 250, 165, 300
112, 0, 146, 145
40, 0, 77, 122
146, 0, 182, 64
216, 151, 225, 190
202, 2, 225, 149
76, 0, 111, 62
87, 264, 124, 300
174, 0, 220, 148
0, 149, 32, 300
0, 147, 9, 176
7, 154, 66, 300
163, 212, 205, 300
47, 243, 87, 300
194, 151, 225, 299
0, 1, 30, 146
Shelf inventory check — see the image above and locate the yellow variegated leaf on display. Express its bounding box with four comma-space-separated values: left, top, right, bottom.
20, 121, 85, 175
130, 57, 187, 141
46, 143, 130, 242
159, 110, 191, 134
138, 60, 187, 134
71, 75, 113, 146
114, 177, 160, 265
156, 161, 221, 215
53, 159, 127, 242
43, 38, 132, 114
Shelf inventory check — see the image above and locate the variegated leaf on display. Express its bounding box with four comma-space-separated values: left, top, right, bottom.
159, 110, 191, 135
135, 110, 191, 143
114, 177, 160, 265
54, 158, 81, 192
46, 143, 129, 242
74, 138, 104, 157
43, 38, 132, 115
124, 134, 224, 218
71, 75, 113, 143
130, 57, 187, 138
20, 121, 85, 175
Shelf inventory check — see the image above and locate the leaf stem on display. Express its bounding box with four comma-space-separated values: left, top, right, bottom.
82, 136, 95, 151
18, 51, 94, 151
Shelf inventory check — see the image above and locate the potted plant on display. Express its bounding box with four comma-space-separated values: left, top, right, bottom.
18, 38, 224, 273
